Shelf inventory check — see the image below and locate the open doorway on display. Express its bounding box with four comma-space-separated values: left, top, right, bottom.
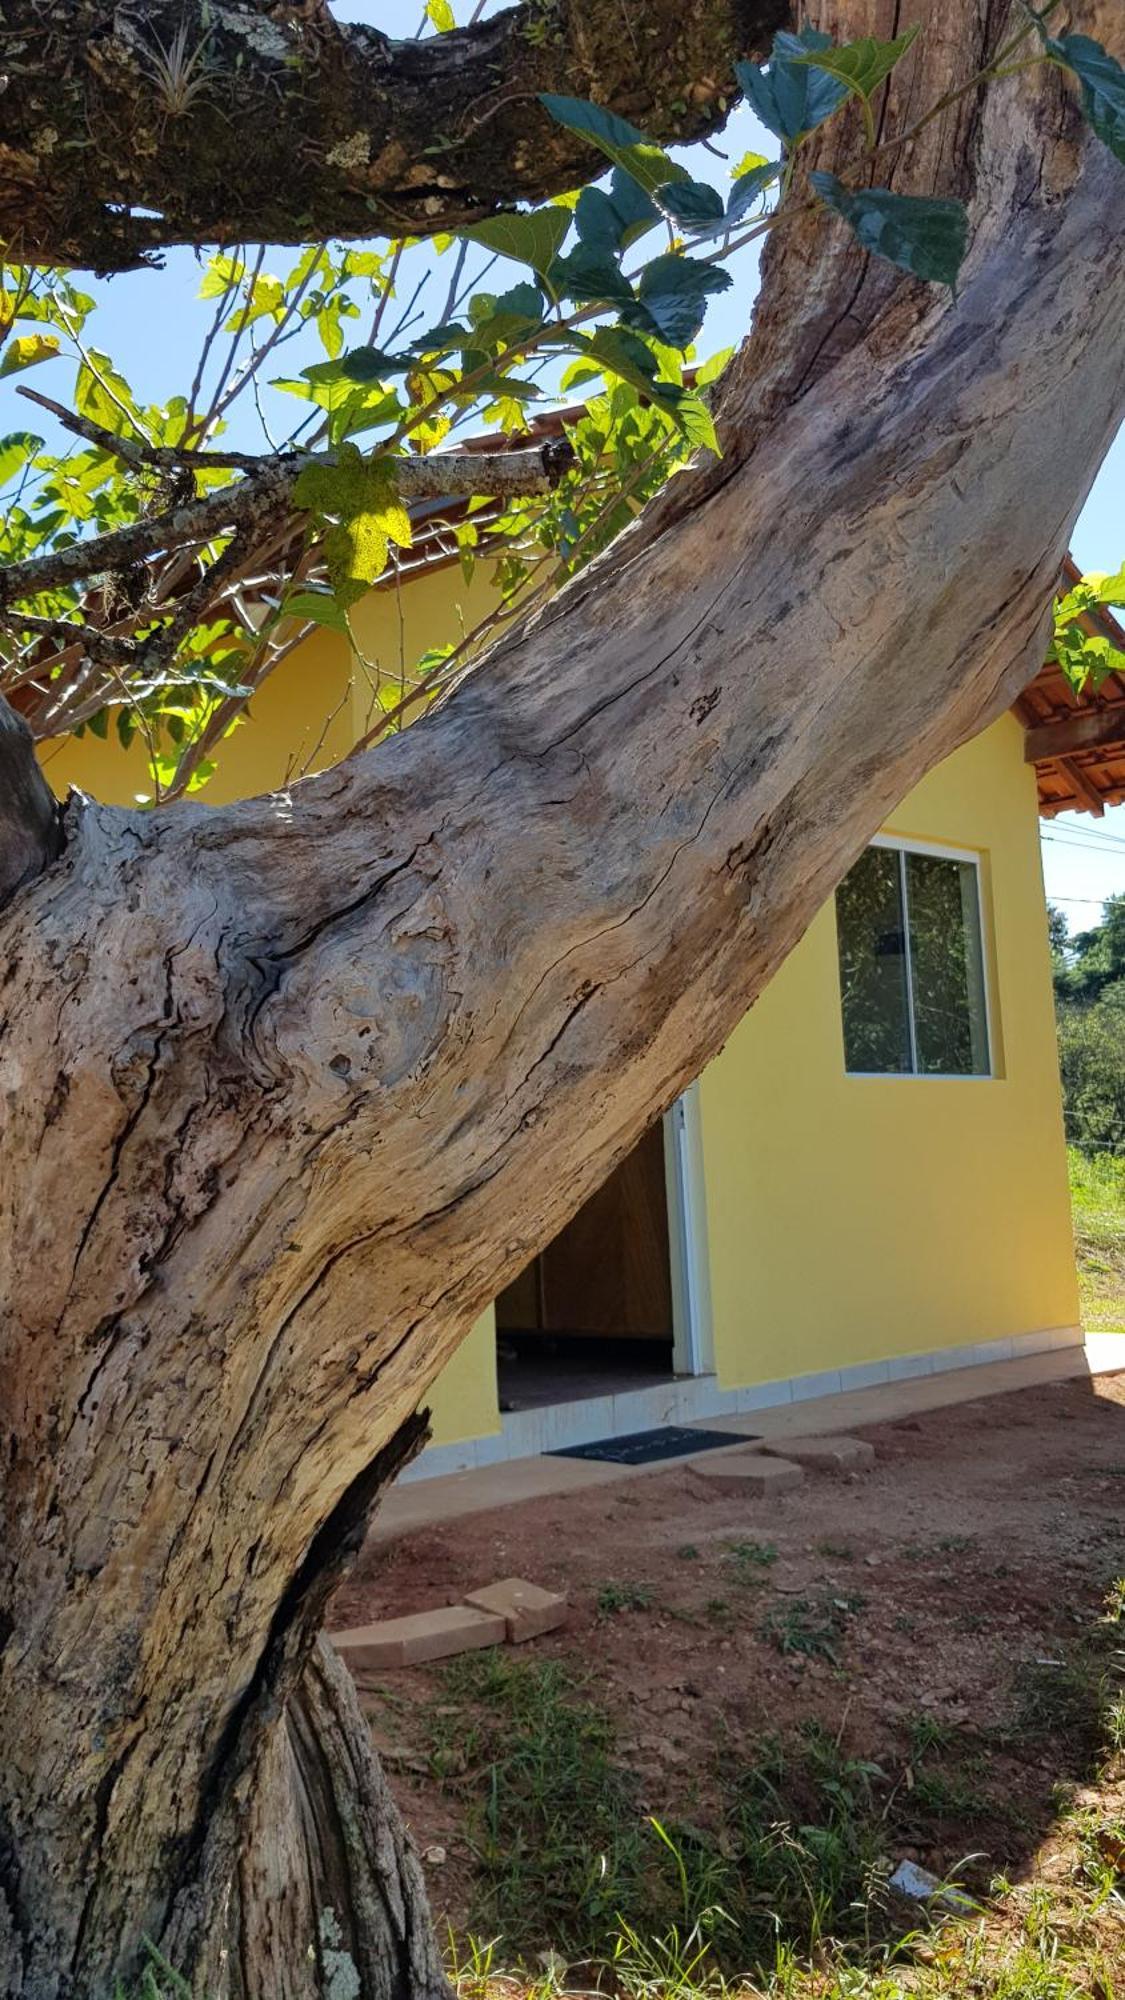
495, 1113, 688, 1414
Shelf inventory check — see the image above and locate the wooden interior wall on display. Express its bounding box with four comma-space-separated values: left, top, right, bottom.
495, 1121, 673, 1340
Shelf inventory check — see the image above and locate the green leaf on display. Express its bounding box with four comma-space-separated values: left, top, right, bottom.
317, 303, 344, 360
461, 206, 570, 281
672, 391, 721, 456
547, 244, 634, 306
1047, 34, 1125, 164
581, 326, 668, 400
796, 26, 920, 108
558, 357, 606, 392
1087, 566, 1125, 608
465, 282, 546, 347
735, 29, 850, 146
294, 445, 412, 609
538, 94, 686, 196
654, 178, 726, 230
809, 172, 968, 289
695, 346, 733, 387
332, 389, 406, 443
425, 0, 455, 27
198, 253, 245, 301
75, 348, 143, 437
574, 171, 659, 255
1053, 624, 1125, 695
338, 345, 410, 381
624, 254, 733, 349
284, 589, 350, 633
0, 332, 60, 377
0, 431, 43, 484
725, 159, 782, 227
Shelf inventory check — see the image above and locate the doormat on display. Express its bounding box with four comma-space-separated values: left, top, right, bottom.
548, 1425, 758, 1467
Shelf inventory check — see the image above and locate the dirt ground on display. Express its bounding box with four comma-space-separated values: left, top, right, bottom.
329, 1370, 1125, 1938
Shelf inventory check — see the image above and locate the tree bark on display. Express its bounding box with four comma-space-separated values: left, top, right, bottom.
1, 1, 1124, 1993
0, 0, 787, 271
0, 697, 62, 905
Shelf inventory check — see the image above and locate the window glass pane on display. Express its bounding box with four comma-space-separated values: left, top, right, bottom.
905, 852, 990, 1075
836, 846, 912, 1073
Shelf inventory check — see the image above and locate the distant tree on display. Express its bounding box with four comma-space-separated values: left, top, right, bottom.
1058, 981, 1125, 1154
1056, 893, 1125, 1003
1048, 901, 1071, 976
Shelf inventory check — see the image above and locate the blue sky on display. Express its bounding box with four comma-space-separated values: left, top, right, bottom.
3, 10, 1122, 932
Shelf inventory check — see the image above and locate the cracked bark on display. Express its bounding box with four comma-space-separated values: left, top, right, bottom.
0, 0, 788, 271
1, 2, 1124, 1994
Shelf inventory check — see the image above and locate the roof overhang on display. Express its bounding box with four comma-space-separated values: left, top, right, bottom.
1014, 557, 1125, 819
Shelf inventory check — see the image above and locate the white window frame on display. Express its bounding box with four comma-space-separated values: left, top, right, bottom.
841, 833, 995, 1081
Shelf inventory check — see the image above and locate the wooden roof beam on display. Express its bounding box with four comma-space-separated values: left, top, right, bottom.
1024, 704, 1125, 763
1057, 754, 1108, 816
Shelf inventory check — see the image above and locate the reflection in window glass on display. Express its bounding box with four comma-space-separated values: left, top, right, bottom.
835, 844, 991, 1077
906, 852, 990, 1075
836, 846, 912, 1074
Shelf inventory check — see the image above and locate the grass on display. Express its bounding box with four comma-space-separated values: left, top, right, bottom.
1069, 1145, 1125, 1330
430, 1577, 1125, 2000
760, 1593, 865, 1663
597, 1581, 655, 1616
723, 1540, 778, 1582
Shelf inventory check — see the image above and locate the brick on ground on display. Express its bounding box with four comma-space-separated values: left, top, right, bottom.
463, 1576, 568, 1643
689, 1449, 804, 1495
329, 1604, 506, 1671
761, 1435, 876, 1471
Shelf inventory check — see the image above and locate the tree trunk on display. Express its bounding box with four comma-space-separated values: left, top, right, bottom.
1, 1, 1124, 1991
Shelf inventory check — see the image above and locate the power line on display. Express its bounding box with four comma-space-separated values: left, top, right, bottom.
1041, 822, 1125, 849
1042, 834, 1125, 857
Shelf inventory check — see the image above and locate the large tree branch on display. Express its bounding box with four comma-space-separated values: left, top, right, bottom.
2, 4, 1125, 1985
0, 437, 574, 609
0, 0, 788, 272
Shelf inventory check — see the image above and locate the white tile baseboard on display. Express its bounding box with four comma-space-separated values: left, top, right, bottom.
399, 1323, 1085, 1483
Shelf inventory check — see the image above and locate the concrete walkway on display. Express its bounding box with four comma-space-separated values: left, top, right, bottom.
374, 1333, 1125, 1541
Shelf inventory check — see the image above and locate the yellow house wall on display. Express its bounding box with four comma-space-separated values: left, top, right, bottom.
42, 572, 1076, 1441
698, 713, 1079, 1390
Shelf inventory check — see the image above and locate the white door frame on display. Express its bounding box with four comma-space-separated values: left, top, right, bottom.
663, 1083, 715, 1378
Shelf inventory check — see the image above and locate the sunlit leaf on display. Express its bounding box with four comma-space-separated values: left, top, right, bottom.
0, 333, 60, 377
75, 348, 144, 437
694, 346, 733, 387
461, 207, 570, 282
294, 445, 412, 609
725, 159, 782, 227
198, 253, 245, 300
672, 391, 722, 456
284, 589, 350, 633
0, 431, 44, 483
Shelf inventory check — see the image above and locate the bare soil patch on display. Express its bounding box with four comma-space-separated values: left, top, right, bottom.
330, 1371, 1125, 1961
